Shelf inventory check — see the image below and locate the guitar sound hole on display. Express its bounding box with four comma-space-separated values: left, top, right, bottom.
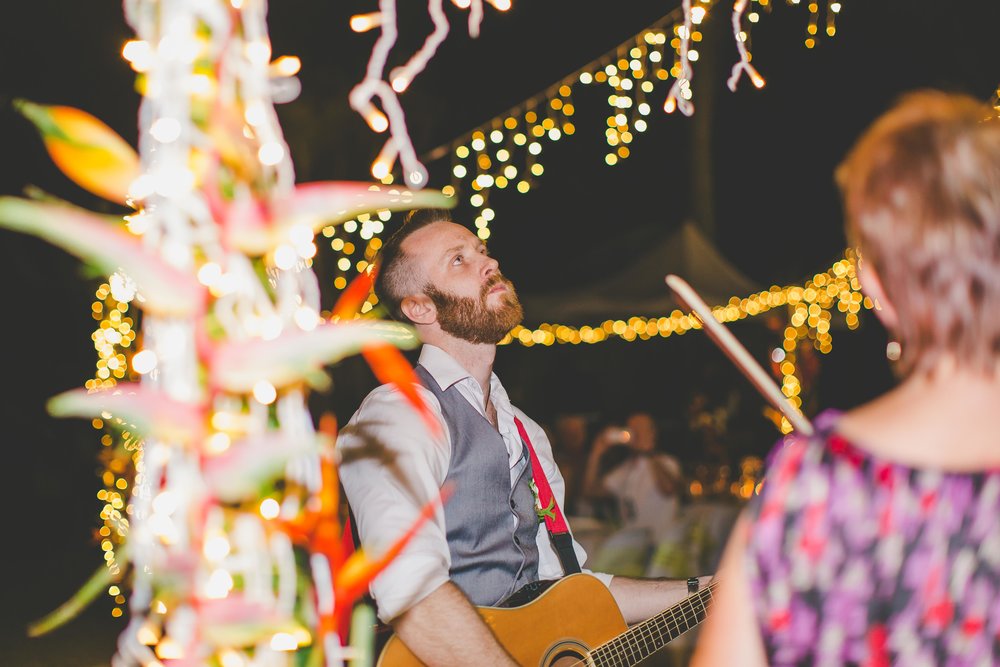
543, 641, 588, 667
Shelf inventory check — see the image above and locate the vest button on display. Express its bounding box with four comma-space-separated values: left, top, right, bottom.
510, 499, 516, 509
513, 535, 521, 545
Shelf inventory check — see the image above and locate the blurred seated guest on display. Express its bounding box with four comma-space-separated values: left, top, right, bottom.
693, 90, 1000, 666
583, 411, 683, 544
549, 412, 592, 517
687, 391, 732, 476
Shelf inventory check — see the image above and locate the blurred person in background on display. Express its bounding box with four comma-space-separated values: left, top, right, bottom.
582, 412, 684, 560
549, 411, 593, 517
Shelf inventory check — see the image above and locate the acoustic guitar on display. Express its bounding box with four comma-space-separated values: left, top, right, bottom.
377, 573, 715, 666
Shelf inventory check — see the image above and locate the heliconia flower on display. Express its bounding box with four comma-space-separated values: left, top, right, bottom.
48, 385, 205, 445
0, 197, 205, 317
308, 454, 345, 564
276, 433, 343, 562
205, 104, 262, 186
363, 343, 442, 439
197, 597, 301, 647
332, 484, 452, 624
210, 320, 418, 392
225, 181, 455, 255
330, 264, 377, 321
14, 99, 140, 205
215, 185, 269, 250
331, 271, 440, 437
203, 432, 320, 503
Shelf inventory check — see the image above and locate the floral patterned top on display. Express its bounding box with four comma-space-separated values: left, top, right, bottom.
745, 410, 1000, 666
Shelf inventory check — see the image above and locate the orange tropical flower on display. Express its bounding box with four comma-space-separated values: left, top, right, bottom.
332, 270, 441, 438
15, 100, 140, 205
331, 265, 377, 321
363, 343, 442, 438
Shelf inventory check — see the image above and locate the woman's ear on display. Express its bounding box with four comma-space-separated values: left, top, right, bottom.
400, 293, 436, 326
857, 257, 898, 331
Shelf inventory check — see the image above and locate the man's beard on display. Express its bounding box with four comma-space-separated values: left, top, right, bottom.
425, 275, 524, 344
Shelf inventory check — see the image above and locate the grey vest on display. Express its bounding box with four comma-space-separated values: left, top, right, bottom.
415, 365, 540, 606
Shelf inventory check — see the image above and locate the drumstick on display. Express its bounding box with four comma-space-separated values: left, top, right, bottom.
665, 274, 814, 436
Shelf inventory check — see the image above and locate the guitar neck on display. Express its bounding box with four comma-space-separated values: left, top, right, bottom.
588, 583, 716, 667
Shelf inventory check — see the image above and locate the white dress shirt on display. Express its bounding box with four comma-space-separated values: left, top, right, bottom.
603, 454, 682, 543
336, 344, 612, 622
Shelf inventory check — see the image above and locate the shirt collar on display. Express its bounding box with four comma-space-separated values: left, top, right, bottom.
418, 344, 487, 392
418, 344, 521, 462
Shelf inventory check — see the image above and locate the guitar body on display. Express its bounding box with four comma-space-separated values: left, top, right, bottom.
377, 573, 628, 667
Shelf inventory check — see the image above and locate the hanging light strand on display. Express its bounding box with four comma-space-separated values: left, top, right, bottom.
727, 0, 766, 90
351, 0, 512, 188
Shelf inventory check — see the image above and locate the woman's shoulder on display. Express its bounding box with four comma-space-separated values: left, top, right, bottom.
751, 405, 1000, 526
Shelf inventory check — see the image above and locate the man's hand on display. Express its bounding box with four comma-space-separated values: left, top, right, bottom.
392, 581, 519, 667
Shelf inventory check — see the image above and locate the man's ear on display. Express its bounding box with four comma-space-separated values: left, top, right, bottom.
400, 293, 436, 325
857, 257, 898, 331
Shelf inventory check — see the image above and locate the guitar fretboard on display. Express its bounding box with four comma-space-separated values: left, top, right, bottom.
588, 582, 716, 667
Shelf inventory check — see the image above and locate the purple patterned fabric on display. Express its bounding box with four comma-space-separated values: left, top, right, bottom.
745, 409, 1000, 666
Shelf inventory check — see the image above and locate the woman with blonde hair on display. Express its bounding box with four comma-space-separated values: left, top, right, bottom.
693, 90, 1000, 665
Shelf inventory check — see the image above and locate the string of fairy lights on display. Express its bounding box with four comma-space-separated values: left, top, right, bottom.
348, 0, 515, 189
87, 284, 141, 617
327, 0, 845, 305
501, 250, 869, 433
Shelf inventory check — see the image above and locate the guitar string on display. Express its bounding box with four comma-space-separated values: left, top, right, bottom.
630, 586, 714, 666
572, 587, 716, 667
628, 588, 710, 661
567, 586, 716, 667
594, 592, 707, 667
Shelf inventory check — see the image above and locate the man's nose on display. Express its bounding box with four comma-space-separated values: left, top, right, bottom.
482, 255, 499, 277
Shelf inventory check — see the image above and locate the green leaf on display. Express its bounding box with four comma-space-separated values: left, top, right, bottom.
28, 547, 129, 637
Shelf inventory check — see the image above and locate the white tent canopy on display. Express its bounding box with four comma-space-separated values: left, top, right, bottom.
521, 221, 762, 325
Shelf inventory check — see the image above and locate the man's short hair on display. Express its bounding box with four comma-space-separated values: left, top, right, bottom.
374, 208, 454, 321
836, 90, 1000, 375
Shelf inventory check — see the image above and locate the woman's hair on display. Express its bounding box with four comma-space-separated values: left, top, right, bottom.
836, 90, 1000, 376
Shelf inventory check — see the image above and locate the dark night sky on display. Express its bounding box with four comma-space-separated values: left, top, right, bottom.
0, 1, 998, 664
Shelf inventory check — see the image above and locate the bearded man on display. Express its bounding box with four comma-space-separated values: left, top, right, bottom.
336, 209, 708, 666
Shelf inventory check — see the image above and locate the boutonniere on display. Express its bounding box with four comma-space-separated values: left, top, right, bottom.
530, 480, 555, 523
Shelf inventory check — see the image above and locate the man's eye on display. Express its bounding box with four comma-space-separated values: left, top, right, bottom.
452, 255, 463, 265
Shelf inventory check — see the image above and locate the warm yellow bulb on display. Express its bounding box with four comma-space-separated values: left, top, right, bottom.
272, 55, 301, 77
245, 40, 271, 66
270, 633, 298, 652
258, 142, 285, 166
121, 40, 154, 71
132, 350, 157, 375
391, 76, 410, 93
204, 568, 235, 599
371, 160, 391, 180
364, 109, 389, 133
260, 498, 280, 520
155, 638, 184, 660
350, 12, 382, 32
